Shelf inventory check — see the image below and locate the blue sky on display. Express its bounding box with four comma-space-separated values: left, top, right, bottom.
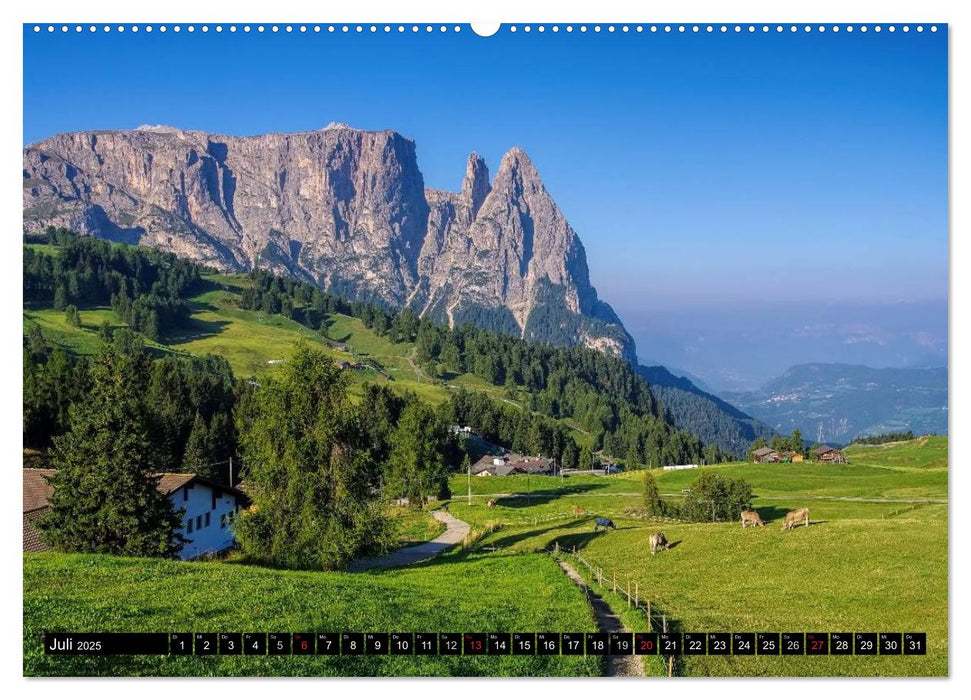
23, 25, 947, 379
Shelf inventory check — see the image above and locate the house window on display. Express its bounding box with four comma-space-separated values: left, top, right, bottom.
183, 487, 189, 502
211, 491, 219, 510
187, 520, 193, 534
204, 512, 210, 528
196, 515, 202, 530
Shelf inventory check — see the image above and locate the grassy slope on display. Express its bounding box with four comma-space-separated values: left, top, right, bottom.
24, 550, 600, 677
445, 438, 948, 676
23, 269, 577, 425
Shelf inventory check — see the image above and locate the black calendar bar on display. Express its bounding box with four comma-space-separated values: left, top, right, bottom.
44, 633, 168, 655
42, 632, 927, 656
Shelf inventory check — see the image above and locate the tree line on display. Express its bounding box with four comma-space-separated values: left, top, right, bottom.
239, 269, 728, 468
851, 431, 916, 445
25, 327, 239, 481
27, 231, 725, 469
24, 228, 198, 339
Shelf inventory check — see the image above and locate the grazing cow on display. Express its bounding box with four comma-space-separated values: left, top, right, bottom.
594, 516, 616, 532
572, 505, 586, 517
740, 509, 765, 528
486, 498, 497, 509
781, 507, 810, 531
649, 532, 669, 555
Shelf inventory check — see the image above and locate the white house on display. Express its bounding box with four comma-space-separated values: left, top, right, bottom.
23, 469, 248, 560
160, 473, 248, 559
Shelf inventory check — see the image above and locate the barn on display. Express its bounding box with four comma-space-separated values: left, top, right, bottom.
813, 446, 848, 464
23, 468, 249, 560
752, 447, 781, 463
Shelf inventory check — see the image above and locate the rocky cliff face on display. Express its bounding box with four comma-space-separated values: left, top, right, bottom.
23, 124, 635, 360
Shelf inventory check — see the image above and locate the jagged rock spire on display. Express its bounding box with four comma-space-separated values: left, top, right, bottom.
461, 152, 491, 218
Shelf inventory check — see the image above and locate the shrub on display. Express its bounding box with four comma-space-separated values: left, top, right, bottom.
642, 472, 673, 517
679, 471, 753, 522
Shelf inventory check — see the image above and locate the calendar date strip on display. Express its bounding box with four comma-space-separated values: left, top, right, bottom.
43, 631, 927, 656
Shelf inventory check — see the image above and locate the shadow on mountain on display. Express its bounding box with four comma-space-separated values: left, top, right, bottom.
161, 314, 231, 344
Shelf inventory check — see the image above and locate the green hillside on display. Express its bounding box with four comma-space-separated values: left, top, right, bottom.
24, 550, 599, 677
25, 278, 585, 452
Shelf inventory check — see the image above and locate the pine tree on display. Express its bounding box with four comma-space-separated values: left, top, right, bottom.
98, 319, 114, 343
37, 349, 184, 557
26, 324, 46, 357
579, 444, 594, 471
64, 304, 81, 328
234, 344, 393, 570
53, 285, 68, 311
642, 472, 669, 517
387, 401, 449, 509
181, 412, 212, 474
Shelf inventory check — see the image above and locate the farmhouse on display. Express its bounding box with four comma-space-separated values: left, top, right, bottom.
752, 447, 781, 463
23, 468, 249, 560
779, 451, 805, 463
813, 446, 848, 464
470, 453, 556, 476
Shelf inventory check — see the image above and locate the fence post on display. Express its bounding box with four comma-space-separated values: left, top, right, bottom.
662, 615, 668, 633
635, 581, 639, 606
626, 580, 631, 608
646, 600, 652, 632
612, 572, 617, 593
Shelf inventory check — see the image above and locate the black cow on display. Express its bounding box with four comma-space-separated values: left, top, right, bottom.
594, 517, 616, 532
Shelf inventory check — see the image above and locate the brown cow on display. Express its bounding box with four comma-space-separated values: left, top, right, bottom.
649, 531, 669, 555
740, 509, 765, 528
781, 507, 810, 531
572, 505, 586, 517
486, 498, 497, 509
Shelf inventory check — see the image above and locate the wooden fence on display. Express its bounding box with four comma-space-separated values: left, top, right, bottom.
545, 541, 678, 676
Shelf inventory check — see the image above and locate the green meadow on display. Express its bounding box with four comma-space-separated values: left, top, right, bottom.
24, 550, 600, 677
445, 437, 948, 677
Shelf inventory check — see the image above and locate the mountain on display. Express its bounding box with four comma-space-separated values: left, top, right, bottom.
723, 363, 948, 444
22, 124, 634, 361
638, 365, 776, 458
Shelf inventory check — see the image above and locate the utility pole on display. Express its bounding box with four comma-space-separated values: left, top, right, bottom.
229, 456, 234, 489
467, 458, 472, 506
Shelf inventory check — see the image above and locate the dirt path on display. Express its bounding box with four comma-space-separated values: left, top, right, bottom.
556, 560, 644, 677
348, 510, 470, 572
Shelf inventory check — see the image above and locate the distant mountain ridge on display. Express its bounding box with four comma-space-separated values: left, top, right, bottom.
724, 363, 948, 443
638, 365, 777, 457
23, 124, 635, 361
